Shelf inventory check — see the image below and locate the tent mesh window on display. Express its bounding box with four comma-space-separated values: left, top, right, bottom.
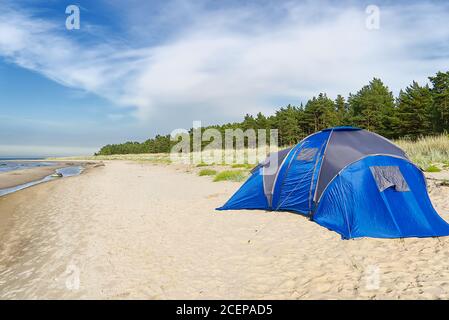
296, 148, 318, 161
370, 166, 410, 192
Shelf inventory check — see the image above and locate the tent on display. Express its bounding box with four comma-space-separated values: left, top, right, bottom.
217, 126, 449, 239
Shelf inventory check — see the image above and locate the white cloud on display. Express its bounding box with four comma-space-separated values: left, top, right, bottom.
1, 1, 449, 132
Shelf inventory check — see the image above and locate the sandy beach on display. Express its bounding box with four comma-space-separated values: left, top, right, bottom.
1, 161, 449, 299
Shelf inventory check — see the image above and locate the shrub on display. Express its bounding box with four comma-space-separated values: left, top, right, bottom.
213, 170, 247, 182
231, 163, 255, 169
196, 162, 210, 167
425, 165, 441, 173
198, 169, 217, 176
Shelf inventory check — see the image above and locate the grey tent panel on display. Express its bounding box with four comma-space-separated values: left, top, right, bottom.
250, 148, 284, 174
261, 147, 292, 207
251, 147, 291, 174
370, 166, 410, 192
315, 130, 407, 201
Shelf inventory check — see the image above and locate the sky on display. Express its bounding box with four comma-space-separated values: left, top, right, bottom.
0, 0, 449, 157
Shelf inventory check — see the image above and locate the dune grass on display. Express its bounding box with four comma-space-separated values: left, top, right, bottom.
196, 162, 210, 167
230, 163, 255, 169
213, 170, 247, 182
424, 165, 442, 173
198, 169, 217, 176
395, 134, 449, 168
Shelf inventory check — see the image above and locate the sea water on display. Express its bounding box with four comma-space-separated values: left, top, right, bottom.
0, 160, 54, 173
0, 164, 84, 197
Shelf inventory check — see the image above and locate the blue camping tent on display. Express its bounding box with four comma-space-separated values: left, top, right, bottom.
217, 127, 449, 239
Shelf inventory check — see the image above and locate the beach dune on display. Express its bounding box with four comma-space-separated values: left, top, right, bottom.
1, 161, 449, 299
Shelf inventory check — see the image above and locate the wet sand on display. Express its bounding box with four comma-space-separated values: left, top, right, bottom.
0, 165, 68, 189
0, 161, 449, 299
0, 161, 99, 190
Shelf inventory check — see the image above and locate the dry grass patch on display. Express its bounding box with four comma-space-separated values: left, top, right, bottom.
395, 134, 449, 168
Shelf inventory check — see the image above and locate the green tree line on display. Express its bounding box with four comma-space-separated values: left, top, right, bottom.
96, 71, 449, 155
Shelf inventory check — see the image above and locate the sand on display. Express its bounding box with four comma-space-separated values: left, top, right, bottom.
0, 165, 68, 189
1, 161, 449, 299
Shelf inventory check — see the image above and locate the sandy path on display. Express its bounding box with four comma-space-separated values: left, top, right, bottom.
1, 161, 449, 299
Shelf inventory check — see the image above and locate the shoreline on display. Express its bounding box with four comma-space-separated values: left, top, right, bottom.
0, 161, 101, 190
0, 165, 68, 189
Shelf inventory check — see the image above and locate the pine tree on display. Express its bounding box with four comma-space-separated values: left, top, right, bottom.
335, 94, 348, 126
348, 78, 396, 138
429, 71, 449, 132
242, 114, 257, 131
396, 81, 433, 139
303, 93, 338, 133
255, 112, 268, 129
274, 105, 304, 145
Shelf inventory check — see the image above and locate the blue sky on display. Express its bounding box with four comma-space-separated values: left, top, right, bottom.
0, 0, 449, 157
